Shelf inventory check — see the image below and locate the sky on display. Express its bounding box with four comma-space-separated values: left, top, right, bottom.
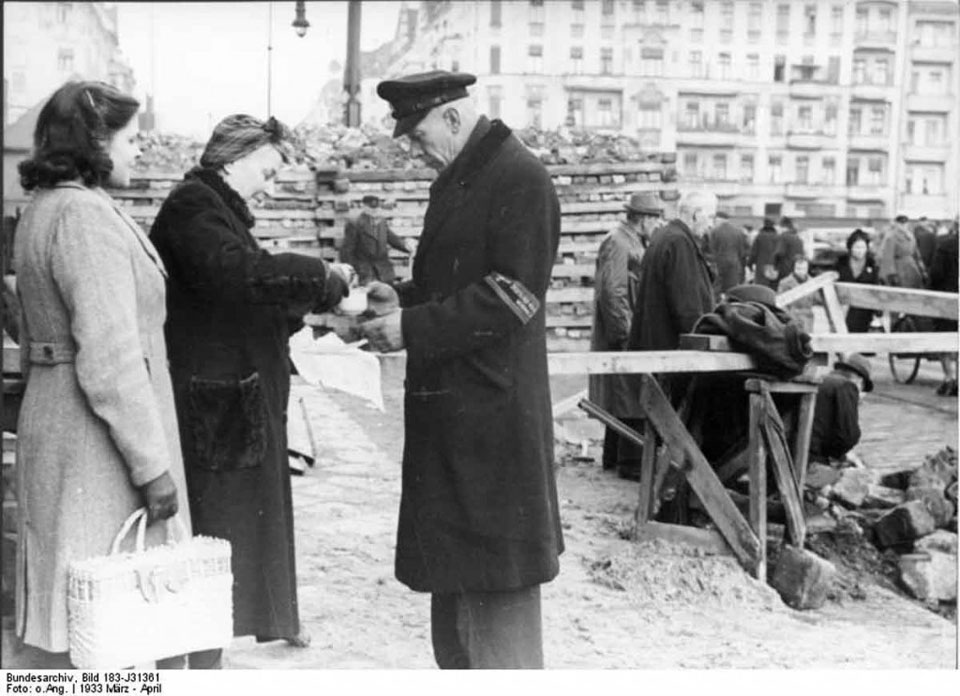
115, 1, 404, 138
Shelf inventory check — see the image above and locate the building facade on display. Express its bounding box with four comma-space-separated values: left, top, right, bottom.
3, 2, 135, 125
366, 0, 958, 220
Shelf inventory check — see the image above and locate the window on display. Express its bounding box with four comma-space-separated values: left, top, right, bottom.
712, 153, 728, 180
853, 58, 865, 84
773, 55, 786, 82
655, 0, 668, 25
527, 88, 544, 128
821, 157, 836, 184
528, 45, 543, 73
827, 56, 840, 84
776, 4, 790, 39
742, 103, 756, 133
747, 54, 759, 81
638, 105, 662, 129
867, 157, 883, 185
855, 8, 868, 36
601, 47, 613, 75
691, 2, 705, 28
488, 86, 503, 119
740, 154, 755, 183
490, 0, 502, 27
601, 24, 614, 40
804, 4, 817, 38
830, 5, 843, 42
917, 21, 957, 47
825, 101, 838, 135
925, 117, 943, 145
57, 48, 74, 72
597, 98, 620, 128
570, 46, 584, 73
795, 155, 810, 184
640, 47, 663, 76
874, 58, 889, 86
57, 2, 72, 23
602, 0, 614, 16
771, 101, 784, 135
846, 157, 860, 185
849, 107, 862, 135
689, 50, 704, 78
878, 8, 892, 34
571, 0, 585, 9
910, 70, 919, 93
567, 97, 584, 128
798, 105, 813, 131
530, 22, 545, 36
683, 152, 699, 177
718, 53, 732, 80
684, 101, 700, 129
571, 22, 585, 38
869, 106, 885, 135
769, 155, 783, 183
716, 102, 730, 128
929, 69, 945, 94
490, 45, 501, 74
720, 2, 733, 42
748, 3, 762, 32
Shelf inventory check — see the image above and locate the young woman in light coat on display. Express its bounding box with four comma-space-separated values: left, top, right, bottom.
13, 81, 189, 668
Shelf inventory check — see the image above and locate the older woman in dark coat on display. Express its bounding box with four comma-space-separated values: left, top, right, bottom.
149, 115, 350, 668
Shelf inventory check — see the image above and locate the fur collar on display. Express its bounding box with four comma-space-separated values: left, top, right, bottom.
185, 166, 256, 228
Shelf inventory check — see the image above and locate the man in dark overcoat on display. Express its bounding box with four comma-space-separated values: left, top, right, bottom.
707, 211, 750, 295
340, 194, 411, 284
362, 71, 564, 669
149, 115, 351, 667
809, 354, 873, 465
748, 218, 780, 289
774, 216, 805, 282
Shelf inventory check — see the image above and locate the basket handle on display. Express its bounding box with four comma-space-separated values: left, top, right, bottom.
110, 508, 190, 555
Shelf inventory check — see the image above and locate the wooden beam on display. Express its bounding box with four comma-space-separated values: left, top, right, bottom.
636, 420, 658, 527
776, 271, 838, 308
638, 375, 761, 571
759, 391, 806, 548
821, 283, 850, 337
809, 332, 958, 354
678, 334, 734, 351
792, 392, 817, 491
834, 283, 958, 320
548, 350, 758, 375
747, 393, 767, 580
744, 378, 819, 395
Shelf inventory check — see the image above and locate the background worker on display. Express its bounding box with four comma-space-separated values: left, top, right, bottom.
340, 194, 412, 285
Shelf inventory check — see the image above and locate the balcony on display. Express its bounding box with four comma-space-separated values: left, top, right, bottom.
902, 144, 950, 162
855, 30, 898, 49
851, 82, 896, 101
786, 131, 833, 149
786, 183, 837, 199
845, 185, 888, 201
907, 92, 955, 113
676, 122, 740, 146
789, 80, 833, 99
899, 193, 951, 219
848, 133, 890, 151
910, 44, 957, 63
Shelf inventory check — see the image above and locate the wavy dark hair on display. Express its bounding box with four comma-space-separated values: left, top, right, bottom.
846, 228, 871, 251
18, 81, 139, 191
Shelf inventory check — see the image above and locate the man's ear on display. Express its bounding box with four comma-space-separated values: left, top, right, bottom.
442, 107, 461, 134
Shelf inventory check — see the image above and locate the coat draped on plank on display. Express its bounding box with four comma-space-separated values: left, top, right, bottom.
14, 183, 190, 653
394, 117, 564, 593
149, 167, 335, 639
589, 222, 647, 419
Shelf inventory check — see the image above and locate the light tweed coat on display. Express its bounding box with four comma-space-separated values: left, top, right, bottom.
14, 182, 190, 653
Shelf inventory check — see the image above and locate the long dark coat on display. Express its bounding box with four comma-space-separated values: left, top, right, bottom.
340, 211, 407, 284
627, 219, 715, 352
394, 117, 564, 593
709, 220, 750, 294
774, 229, 805, 281
589, 222, 646, 418
810, 373, 861, 461
749, 226, 780, 289
149, 167, 336, 639
836, 252, 880, 332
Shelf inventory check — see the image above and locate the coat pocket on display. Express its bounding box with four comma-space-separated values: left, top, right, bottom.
187, 372, 267, 471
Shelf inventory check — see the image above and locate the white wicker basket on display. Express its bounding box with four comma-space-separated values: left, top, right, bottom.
67, 508, 233, 669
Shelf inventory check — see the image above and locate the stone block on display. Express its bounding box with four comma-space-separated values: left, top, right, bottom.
916, 530, 958, 556
863, 484, 907, 510
829, 468, 876, 508
880, 470, 913, 490
899, 551, 958, 602
770, 545, 837, 610
873, 501, 937, 549
906, 484, 956, 528
805, 463, 841, 490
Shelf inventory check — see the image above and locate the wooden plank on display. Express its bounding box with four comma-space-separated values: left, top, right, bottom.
546, 161, 666, 176
775, 271, 838, 308
577, 399, 648, 449
636, 420, 658, 527
834, 283, 958, 320
678, 334, 733, 351
744, 378, 819, 395
551, 389, 587, 419
632, 521, 733, 556
638, 375, 761, 571
715, 446, 750, 484
747, 393, 767, 580
792, 392, 817, 491
546, 315, 593, 328
809, 331, 958, 354
759, 391, 806, 548
821, 283, 850, 337
548, 350, 758, 375
547, 287, 593, 303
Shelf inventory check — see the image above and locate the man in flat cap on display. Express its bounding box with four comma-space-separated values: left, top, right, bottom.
809, 353, 873, 468
340, 194, 412, 285
361, 70, 563, 669
589, 192, 662, 480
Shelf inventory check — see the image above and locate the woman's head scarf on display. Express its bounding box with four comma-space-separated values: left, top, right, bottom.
199, 114, 292, 168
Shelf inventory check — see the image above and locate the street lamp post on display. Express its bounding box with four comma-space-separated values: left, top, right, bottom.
344, 1, 362, 128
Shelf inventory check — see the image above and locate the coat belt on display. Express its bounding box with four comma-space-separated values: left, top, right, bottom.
28, 341, 76, 365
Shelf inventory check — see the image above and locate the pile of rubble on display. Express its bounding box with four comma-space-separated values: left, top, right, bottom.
792, 446, 958, 611
131, 125, 658, 173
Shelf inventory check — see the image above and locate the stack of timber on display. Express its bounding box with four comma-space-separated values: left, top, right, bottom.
106, 154, 678, 352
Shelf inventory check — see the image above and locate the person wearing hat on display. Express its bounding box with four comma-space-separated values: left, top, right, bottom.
361, 70, 563, 668
340, 194, 412, 285
589, 192, 662, 479
708, 211, 750, 295
748, 218, 781, 289
149, 114, 353, 667
809, 353, 873, 467
879, 215, 926, 289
